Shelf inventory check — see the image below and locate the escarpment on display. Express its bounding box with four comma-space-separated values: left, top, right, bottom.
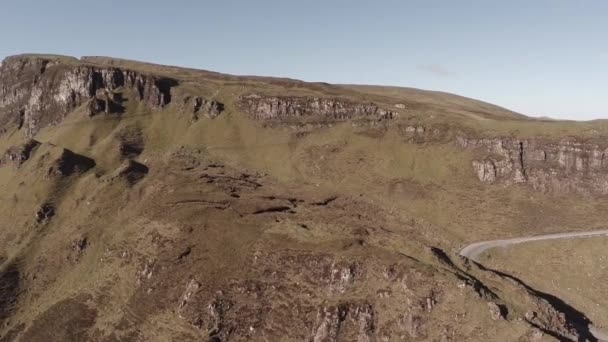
0, 55, 178, 137
459, 136, 608, 195
238, 92, 608, 196
238, 94, 396, 123
2, 55, 608, 198
2, 53, 608, 341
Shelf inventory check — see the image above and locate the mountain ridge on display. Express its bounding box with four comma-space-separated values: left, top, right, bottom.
0, 53, 530, 121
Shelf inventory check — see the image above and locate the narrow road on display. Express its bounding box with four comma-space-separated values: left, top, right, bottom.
459, 229, 608, 262
459, 229, 608, 341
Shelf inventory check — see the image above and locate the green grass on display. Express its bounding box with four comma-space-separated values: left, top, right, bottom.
480, 236, 608, 328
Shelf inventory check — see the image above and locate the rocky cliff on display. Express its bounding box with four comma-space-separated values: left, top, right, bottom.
180, 95, 224, 121
458, 136, 608, 195
237, 91, 608, 197
0, 55, 178, 137
3, 55, 608, 197
238, 94, 396, 123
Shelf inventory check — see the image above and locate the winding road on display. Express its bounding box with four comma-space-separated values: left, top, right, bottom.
459, 229, 608, 262
459, 229, 608, 341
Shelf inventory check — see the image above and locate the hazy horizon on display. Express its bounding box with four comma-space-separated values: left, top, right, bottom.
1, 0, 607, 120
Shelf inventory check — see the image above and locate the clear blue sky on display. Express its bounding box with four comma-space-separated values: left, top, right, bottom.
1, 0, 607, 120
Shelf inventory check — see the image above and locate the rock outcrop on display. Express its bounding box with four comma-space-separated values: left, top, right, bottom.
458, 136, 608, 195
0, 139, 41, 167
35, 204, 55, 224
238, 95, 396, 122
87, 90, 125, 116
181, 95, 224, 120
0, 55, 178, 137
312, 303, 375, 342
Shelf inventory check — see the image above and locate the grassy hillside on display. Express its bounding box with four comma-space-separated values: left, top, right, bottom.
0, 54, 605, 341
480, 237, 608, 329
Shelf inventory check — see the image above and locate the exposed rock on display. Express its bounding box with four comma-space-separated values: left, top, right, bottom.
312, 303, 375, 342
426, 296, 435, 312
519, 298, 582, 340
87, 90, 124, 116
2, 54, 601, 342
182, 95, 224, 120
238, 94, 395, 122
405, 126, 425, 134
312, 305, 345, 342
487, 302, 505, 320
135, 259, 156, 287
68, 237, 88, 262
458, 135, 608, 195
472, 160, 497, 183
87, 98, 107, 116
0, 140, 40, 167
71, 237, 88, 253
529, 328, 544, 341
0, 55, 178, 137
177, 279, 201, 319
401, 312, 424, 338
35, 204, 54, 223
328, 261, 359, 294
396, 123, 447, 144
207, 297, 233, 339
353, 304, 375, 342
525, 310, 537, 321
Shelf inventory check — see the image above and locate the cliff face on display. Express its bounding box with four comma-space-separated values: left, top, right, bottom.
238, 92, 608, 196
458, 136, 608, 195
238, 94, 396, 122
2, 56, 608, 197
180, 95, 224, 121
0, 55, 178, 137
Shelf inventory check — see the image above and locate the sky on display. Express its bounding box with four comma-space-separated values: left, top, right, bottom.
1, 0, 607, 120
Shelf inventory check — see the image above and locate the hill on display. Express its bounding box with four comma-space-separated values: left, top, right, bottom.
0, 54, 607, 341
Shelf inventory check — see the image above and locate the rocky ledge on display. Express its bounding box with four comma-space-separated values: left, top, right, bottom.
238, 94, 396, 123
0, 55, 179, 137
458, 136, 608, 195
180, 95, 224, 121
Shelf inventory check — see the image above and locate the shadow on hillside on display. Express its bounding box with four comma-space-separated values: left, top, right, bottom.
0, 263, 20, 324
475, 261, 596, 342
